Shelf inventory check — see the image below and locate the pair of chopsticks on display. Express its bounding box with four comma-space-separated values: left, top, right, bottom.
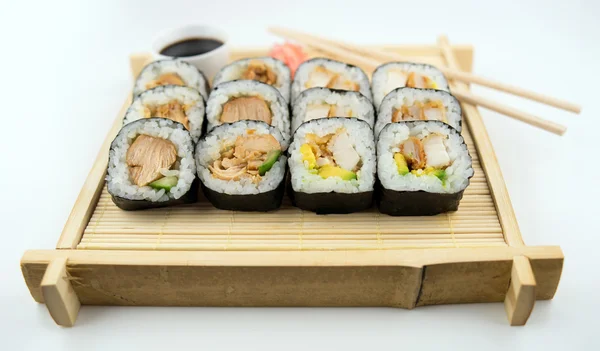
268, 27, 580, 136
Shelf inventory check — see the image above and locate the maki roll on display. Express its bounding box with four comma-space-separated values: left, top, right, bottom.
288, 118, 376, 214
123, 85, 205, 143
374, 87, 462, 137
372, 62, 450, 109
107, 118, 198, 211
196, 120, 287, 212
213, 57, 292, 102
291, 87, 375, 133
376, 121, 473, 216
291, 58, 372, 103
206, 80, 290, 146
133, 59, 210, 101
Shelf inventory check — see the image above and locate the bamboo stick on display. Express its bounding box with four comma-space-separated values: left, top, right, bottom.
86, 215, 501, 223
77, 243, 503, 251
79, 240, 505, 246
268, 27, 581, 114
88, 210, 499, 217
84, 215, 500, 223
82, 227, 502, 235
84, 226, 502, 233
79, 233, 504, 240
85, 217, 502, 225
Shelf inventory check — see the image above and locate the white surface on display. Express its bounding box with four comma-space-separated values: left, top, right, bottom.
0, 0, 597, 349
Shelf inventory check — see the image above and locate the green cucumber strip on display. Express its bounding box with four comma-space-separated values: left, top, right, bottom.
149, 176, 178, 190
258, 150, 281, 176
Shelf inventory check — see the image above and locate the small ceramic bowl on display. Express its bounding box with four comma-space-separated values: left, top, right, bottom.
152, 25, 229, 80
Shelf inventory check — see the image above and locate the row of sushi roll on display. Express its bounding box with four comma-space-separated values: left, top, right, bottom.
106, 54, 473, 215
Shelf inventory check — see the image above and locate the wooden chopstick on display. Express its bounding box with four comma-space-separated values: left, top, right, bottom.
451, 90, 566, 135
438, 35, 566, 135
269, 27, 581, 114
268, 27, 568, 135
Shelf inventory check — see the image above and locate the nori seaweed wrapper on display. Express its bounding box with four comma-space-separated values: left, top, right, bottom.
372, 62, 451, 94
201, 176, 286, 212
132, 59, 210, 100
291, 87, 375, 133
107, 118, 198, 211
376, 120, 472, 216
111, 178, 200, 211
289, 186, 373, 214
376, 186, 464, 216
287, 117, 376, 214
292, 57, 372, 103
195, 120, 288, 212
378, 87, 462, 133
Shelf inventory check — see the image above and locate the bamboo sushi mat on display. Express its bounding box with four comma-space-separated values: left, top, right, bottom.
77, 46, 506, 251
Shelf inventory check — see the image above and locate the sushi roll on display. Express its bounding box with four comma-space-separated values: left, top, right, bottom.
206, 80, 290, 147
133, 59, 210, 101
291, 58, 372, 103
123, 85, 205, 143
107, 118, 198, 211
213, 57, 292, 102
374, 87, 462, 137
291, 87, 375, 133
196, 120, 287, 212
288, 118, 376, 214
376, 121, 473, 216
372, 62, 450, 109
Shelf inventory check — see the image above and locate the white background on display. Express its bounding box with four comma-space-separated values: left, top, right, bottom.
0, 0, 597, 349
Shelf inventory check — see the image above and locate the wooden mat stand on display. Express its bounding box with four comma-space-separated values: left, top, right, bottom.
20, 39, 563, 327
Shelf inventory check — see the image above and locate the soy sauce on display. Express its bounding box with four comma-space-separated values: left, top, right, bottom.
160, 38, 223, 57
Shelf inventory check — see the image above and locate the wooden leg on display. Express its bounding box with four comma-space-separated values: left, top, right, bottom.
504, 256, 536, 326
41, 258, 80, 327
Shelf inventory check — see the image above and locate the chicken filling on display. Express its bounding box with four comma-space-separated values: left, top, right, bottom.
220, 96, 273, 125
304, 103, 354, 122
242, 60, 277, 85
382, 70, 438, 96
143, 101, 192, 130
145, 73, 185, 90
208, 132, 282, 182
305, 66, 359, 91
391, 100, 446, 123
300, 129, 361, 180
393, 133, 451, 183
126, 135, 181, 190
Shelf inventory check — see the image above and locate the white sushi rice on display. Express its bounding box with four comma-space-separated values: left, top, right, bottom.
196, 120, 286, 195
206, 80, 290, 148
212, 57, 291, 102
123, 85, 205, 142
132, 59, 209, 101
291, 87, 375, 133
377, 121, 472, 194
372, 62, 450, 109
289, 118, 375, 194
374, 87, 462, 137
291, 58, 372, 103
107, 118, 196, 202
